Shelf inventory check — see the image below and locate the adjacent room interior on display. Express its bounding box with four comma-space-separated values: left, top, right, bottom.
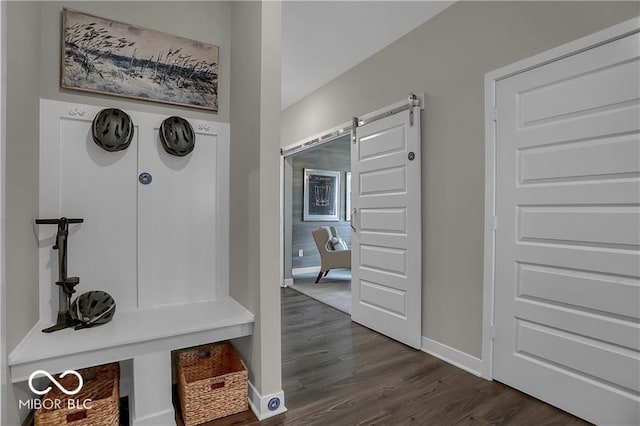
283, 133, 352, 314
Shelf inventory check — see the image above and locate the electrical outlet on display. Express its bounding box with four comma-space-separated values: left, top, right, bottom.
298, 249, 303, 257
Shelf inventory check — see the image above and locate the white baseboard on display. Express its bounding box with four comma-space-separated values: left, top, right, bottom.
133, 408, 175, 425
283, 278, 293, 287
421, 337, 482, 377
292, 266, 320, 275
248, 381, 286, 420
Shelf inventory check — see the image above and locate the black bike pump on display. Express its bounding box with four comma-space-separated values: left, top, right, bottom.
35, 217, 84, 333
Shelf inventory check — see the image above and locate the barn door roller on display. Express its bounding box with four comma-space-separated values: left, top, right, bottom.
351, 93, 420, 145
408, 93, 420, 126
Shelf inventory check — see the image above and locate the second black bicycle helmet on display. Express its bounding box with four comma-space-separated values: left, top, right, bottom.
70, 290, 116, 329
160, 116, 195, 157
92, 108, 134, 152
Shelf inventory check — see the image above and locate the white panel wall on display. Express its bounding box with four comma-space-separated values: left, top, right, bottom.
39, 99, 229, 324
138, 125, 227, 308
59, 117, 139, 314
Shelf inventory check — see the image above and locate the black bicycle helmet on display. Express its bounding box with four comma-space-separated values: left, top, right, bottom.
92, 108, 134, 152
70, 290, 116, 329
159, 116, 195, 157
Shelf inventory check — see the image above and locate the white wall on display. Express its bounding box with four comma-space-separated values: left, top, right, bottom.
229, 0, 283, 399
281, 1, 640, 358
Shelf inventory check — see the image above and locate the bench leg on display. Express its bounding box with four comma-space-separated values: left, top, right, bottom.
315, 271, 324, 283
131, 352, 175, 425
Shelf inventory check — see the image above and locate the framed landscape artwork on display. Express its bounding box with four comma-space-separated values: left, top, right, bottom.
303, 169, 340, 222
62, 8, 219, 111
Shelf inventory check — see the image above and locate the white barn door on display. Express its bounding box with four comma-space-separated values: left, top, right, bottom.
493, 32, 640, 424
351, 104, 422, 349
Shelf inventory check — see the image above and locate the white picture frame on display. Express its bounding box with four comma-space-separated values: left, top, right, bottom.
346, 172, 352, 221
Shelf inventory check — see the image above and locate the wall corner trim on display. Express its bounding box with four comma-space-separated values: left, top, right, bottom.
421, 337, 482, 378
248, 381, 287, 421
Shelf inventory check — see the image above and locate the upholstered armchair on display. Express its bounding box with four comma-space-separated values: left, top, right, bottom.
312, 226, 351, 283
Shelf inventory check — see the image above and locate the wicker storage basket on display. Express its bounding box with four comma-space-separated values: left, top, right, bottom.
34, 362, 119, 426
177, 342, 248, 426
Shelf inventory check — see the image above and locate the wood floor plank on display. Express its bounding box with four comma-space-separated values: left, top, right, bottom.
189, 288, 588, 426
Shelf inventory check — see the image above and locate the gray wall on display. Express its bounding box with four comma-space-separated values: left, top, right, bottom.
229, 0, 282, 397
229, 0, 263, 385
281, 1, 640, 358
6, 0, 40, 359
5, 2, 41, 424
257, 1, 283, 396
290, 136, 351, 269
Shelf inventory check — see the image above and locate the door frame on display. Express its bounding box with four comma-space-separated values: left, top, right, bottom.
279, 93, 425, 288
0, 2, 6, 423
482, 17, 640, 380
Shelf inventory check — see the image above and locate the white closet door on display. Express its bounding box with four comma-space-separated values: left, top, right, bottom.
493, 32, 640, 425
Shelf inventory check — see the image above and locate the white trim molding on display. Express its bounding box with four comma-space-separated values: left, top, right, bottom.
421, 337, 482, 377
291, 266, 320, 275
283, 278, 293, 287
482, 16, 640, 381
0, 2, 6, 424
248, 381, 286, 420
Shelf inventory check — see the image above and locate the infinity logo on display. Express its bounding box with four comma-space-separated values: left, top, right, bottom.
28, 370, 83, 396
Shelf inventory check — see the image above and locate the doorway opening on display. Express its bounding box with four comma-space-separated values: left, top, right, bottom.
282, 94, 424, 349
283, 133, 352, 314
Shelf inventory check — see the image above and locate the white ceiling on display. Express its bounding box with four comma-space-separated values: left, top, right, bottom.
281, 1, 456, 110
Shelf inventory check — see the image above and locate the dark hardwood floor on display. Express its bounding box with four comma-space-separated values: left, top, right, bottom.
187, 288, 587, 426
